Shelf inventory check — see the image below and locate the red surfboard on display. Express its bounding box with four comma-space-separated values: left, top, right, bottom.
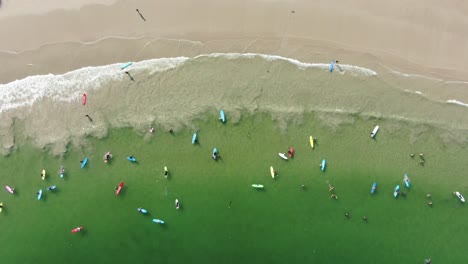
288, 147, 294, 158
71, 226, 83, 233
82, 93, 87, 105
116, 182, 124, 196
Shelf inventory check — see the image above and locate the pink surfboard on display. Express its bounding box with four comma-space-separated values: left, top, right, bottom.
5, 185, 14, 194
82, 93, 87, 105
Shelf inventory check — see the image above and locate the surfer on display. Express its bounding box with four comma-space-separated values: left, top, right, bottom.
331, 194, 338, 199
425, 258, 431, 264
345, 212, 350, 218
149, 127, 155, 133
410, 153, 414, 158
169, 129, 174, 134
125, 71, 135, 81
428, 201, 433, 206
329, 184, 335, 192
362, 216, 367, 221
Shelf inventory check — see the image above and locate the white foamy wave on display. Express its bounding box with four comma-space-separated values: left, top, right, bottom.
0, 53, 376, 113
0, 57, 189, 113
447, 100, 468, 107
404, 89, 424, 95
201, 53, 378, 76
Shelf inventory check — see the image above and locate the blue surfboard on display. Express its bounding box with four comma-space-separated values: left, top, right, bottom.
192, 132, 197, 144
80, 158, 88, 169
393, 185, 400, 198
121, 62, 132, 70
404, 173, 411, 188
329, 60, 335, 72
37, 189, 43, 200
138, 208, 148, 214
371, 182, 377, 194
219, 110, 226, 123
127, 156, 137, 162
321, 159, 326, 171
152, 219, 165, 224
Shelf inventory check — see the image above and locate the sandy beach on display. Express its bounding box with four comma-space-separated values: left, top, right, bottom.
1, 0, 468, 82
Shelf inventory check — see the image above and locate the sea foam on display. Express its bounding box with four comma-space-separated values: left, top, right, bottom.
0, 53, 376, 113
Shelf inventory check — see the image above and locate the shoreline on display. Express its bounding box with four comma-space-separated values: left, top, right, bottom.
1, 0, 468, 82
1, 52, 468, 155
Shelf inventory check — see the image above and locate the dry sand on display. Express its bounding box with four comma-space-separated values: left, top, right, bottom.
1, 0, 468, 82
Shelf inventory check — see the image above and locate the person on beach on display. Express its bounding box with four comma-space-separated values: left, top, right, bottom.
136, 9, 146, 21
85, 114, 93, 122
149, 127, 155, 133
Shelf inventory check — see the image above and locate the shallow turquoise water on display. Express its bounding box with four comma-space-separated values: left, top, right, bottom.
0, 112, 467, 263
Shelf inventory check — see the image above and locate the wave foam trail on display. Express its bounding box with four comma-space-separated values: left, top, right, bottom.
0, 53, 376, 113
201, 53, 378, 76
0, 57, 189, 113
447, 99, 468, 107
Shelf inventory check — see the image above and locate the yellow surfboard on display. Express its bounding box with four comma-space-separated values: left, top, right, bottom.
42, 169, 46, 180
270, 166, 275, 178
310, 136, 314, 149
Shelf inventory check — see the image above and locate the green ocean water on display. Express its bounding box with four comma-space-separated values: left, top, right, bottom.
0, 112, 467, 263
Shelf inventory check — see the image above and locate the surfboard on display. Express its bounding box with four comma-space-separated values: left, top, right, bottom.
5, 185, 14, 194
41, 169, 46, 180
320, 159, 326, 171
329, 60, 335, 72
310, 136, 314, 149
270, 166, 275, 178
192, 132, 197, 144
219, 110, 226, 123
121, 62, 132, 70
81, 157, 88, 169
82, 93, 87, 105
